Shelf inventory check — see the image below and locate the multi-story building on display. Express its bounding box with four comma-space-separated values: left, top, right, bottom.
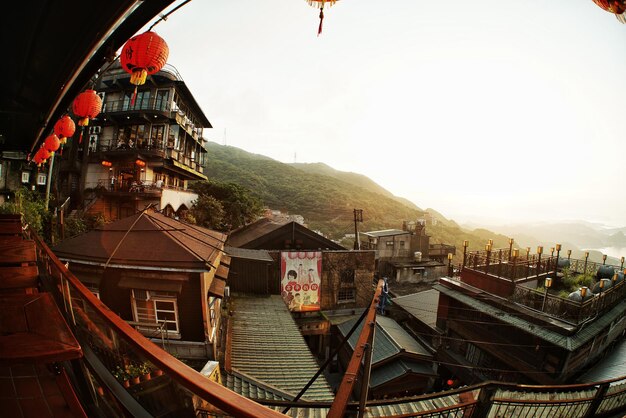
359, 221, 455, 283
434, 245, 626, 385
59, 62, 210, 220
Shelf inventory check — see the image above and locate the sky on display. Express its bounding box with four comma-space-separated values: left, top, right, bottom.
142, 0, 626, 227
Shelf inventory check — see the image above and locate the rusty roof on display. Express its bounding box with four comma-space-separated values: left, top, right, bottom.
52, 211, 226, 271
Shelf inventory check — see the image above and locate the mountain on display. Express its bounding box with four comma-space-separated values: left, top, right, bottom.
202, 142, 514, 252
290, 162, 421, 210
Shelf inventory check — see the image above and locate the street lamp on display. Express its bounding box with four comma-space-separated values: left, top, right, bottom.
621, 257, 625, 270
602, 254, 607, 265
486, 244, 492, 271
555, 244, 561, 277
448, 253, 453, 277
584, 251, 589, 276
567, 249, 572, 261
512, 248, 519, 280
526, 247, 531, 277
537, 246, 543, 275
508, 238, 514, 260
542, 277, 552, 312
462, 240, 469, 269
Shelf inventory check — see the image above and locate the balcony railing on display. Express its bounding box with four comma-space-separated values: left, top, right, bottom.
103, 97, 172, 114
511, 278, 626, 324
15, 226, 626, 418
27, 227, 286, 418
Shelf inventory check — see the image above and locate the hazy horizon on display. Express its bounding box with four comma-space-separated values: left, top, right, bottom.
137, 0, 626, 228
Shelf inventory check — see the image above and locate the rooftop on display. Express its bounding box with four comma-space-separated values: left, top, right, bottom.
393, 289, 440, 329
227, 295, 334, 401
337, 315, 432, 364
361, 229, 408, 238
53, 211, 226, 271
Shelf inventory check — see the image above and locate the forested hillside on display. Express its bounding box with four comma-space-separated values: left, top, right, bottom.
202, 142, 512, 252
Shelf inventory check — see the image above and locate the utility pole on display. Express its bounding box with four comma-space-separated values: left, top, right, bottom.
353, 209, 363, 250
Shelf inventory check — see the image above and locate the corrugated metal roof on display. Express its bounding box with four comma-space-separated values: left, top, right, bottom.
362, 229, 408, 238
229, 295, 334, 401
370, 359, 437, 388
393, 290, 440, 329
434, 283, 626, 351
225, 246, 274, 262
337, 315, 432, 364
579, 339, 626, 383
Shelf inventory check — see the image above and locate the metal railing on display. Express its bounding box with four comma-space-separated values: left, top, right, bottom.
27, 227, 286, 418
16, 226, 626, 418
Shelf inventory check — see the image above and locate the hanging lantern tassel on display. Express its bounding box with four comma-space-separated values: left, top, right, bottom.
79, 126, 85, 144
318, 6, 324, 36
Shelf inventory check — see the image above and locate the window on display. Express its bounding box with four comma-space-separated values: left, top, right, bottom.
399, 241, 405, 248
150, 125, 165, 150
132, 289, 179, 334
338, 288, 356, 303
37, 174, 46, 185
386, 240, 394, 246
156, 89, 170, 111
21, 172, 30, 183
340, 269, 355, 284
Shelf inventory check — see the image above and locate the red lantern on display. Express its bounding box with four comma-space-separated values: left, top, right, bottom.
121, 31, 169, 104
73, 90, 102, 127
306, 0, 338, 36
43, 134, 60, 153
54, 115, 76, 145
592, 0, 626, 22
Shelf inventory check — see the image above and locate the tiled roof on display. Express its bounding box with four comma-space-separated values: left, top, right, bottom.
370, 359, 437, 388
52, 211, 226, 270
579, 339, 626, 382
223, 371, 293, 401
337, 315, 432, 365
226, 218, 288, 248
393, 289, 440, 329
228, 295, 334, 401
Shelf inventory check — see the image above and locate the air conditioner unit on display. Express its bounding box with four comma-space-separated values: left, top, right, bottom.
224, 286, 230, 298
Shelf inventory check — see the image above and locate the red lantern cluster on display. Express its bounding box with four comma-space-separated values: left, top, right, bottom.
73, 90, 102, 127
135, 159, 146, 167
121, 31, 169, 87
101, 161, 113, 167
592, 0, 626, 22
54, 115, 76, 145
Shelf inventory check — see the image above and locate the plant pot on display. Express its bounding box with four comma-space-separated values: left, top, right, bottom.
141, 372, 151, 382
131, 376, 141, 385
96, 386, 105, 396
153, 369, 163, 377
123, 379, 130, 388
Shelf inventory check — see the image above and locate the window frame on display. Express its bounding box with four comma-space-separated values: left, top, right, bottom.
131, 289, 180, 336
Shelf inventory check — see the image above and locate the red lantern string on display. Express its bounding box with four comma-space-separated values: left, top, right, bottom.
318, 7, 324, 36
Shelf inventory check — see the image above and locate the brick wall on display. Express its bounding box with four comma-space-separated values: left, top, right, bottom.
320, 251, 376, 310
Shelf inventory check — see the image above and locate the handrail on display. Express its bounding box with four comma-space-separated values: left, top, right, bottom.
27, 227, 287, 418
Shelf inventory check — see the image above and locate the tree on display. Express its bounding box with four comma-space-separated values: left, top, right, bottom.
190, 180, 263, 231
190, 194, 226, 230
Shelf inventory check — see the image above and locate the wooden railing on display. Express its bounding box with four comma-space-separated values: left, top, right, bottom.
19, 226, 626, 418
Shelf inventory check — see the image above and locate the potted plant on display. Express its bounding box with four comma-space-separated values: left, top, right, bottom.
139, 363, 151, 382
127, 365, 141, 385
112, 366, 130, 388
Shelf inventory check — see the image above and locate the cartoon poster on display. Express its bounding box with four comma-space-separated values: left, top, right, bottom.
281, 251, 322, 312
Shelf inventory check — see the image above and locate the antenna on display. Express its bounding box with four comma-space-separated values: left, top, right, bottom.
294, 152, 297, 163
223, 128, 227, 146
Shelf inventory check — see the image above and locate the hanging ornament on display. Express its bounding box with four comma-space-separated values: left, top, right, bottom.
592, 0, 626, 22
120, 31, 169, 105
72, 90, 102, 144
43, 134, 60, 154
306, 0, 338, 36
54, 115, 76, 145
